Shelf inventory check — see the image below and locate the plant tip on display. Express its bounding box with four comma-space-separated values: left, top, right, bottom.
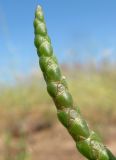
37, 5, 42, 11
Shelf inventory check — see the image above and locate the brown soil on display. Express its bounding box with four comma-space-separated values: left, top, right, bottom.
27, 123, 116, 160
0, 111, 115, 160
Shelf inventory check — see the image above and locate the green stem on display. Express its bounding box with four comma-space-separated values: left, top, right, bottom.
33, 5, 116, 160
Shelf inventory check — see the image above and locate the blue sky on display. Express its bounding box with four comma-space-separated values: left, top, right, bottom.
0, 0, 116, 83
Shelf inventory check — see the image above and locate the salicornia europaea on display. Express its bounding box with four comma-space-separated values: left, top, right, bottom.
33, 5, 116, 160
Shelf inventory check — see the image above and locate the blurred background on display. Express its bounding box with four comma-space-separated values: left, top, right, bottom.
0, 0, 116, 159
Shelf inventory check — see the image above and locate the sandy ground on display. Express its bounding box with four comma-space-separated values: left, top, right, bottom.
27, 123, 116, 160
0, 111, 115, 160
28, 123, 83, 160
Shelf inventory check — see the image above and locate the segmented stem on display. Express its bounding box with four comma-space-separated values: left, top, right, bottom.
33, 5, 116, 160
